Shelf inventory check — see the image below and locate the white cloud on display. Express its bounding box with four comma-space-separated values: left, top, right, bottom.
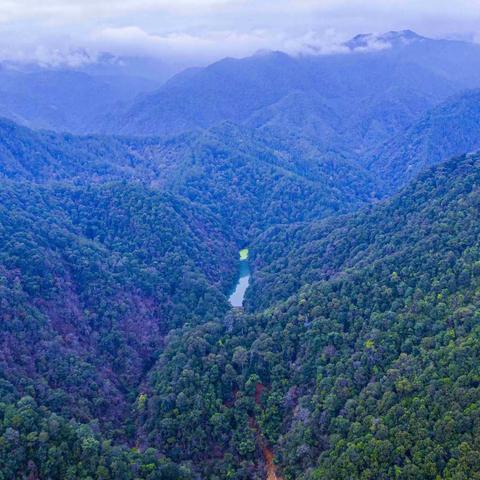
83, 26, 398, 62
0, 0, 479, 66
91, 26, 353, 60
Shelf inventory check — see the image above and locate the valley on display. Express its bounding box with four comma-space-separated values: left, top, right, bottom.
0, 27, 480, 480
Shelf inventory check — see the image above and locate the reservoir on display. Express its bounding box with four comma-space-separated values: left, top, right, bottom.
229, 248, 250, 307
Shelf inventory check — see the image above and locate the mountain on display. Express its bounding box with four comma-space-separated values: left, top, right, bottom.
346, 30, 480, 87
345, 30, 426, 49
1, 31, 480, 149
103, 32, 480, 158
139, 153, 480, 479
0, 177, 238, 477
0, 112, 377, 414
0, 102, 379, 476
0, 118, 379, 235
369, 89, 480, 192
78, 53, 187, 86
3, 140, 479, 478
0, 57, 172, 133
2, 29, 480, 480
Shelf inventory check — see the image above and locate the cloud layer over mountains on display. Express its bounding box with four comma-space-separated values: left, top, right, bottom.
1, 0, 480, 67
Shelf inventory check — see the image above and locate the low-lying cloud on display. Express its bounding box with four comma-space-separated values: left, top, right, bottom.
91, 27, 354, 61
0, 27, 396, 68
0, 0, 479, 67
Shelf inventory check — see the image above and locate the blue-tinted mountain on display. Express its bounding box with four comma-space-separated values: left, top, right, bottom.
3, 29, 480, 480
0, 57, 171, 133
104, 32, 480, 157
369, 89, 480, 191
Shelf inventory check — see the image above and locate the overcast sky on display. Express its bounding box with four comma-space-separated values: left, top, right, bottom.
1, 0, 480, 66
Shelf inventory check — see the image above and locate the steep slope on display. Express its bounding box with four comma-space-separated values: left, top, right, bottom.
104, 51, 307, 137
0, 180, 236, 434
248, 146, 480, 309
245, 86, 436, 159
369, 89, 480, 192
0, 118, 158, 182
138, 153, 480, 479
136, 123, 379, 236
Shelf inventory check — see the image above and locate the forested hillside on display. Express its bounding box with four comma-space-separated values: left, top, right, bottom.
369, 89, 480, 191
0, 118, 379, 234
138, 154, 480, 479
0, 178, 239, 478
2, 97, 480, 480
0, 180, 236, 424
103, 32, 480, 157
1, 28, 480, 480
0, 114, 378, 477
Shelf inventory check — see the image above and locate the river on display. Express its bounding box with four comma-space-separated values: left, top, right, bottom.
229, 248, 250, 307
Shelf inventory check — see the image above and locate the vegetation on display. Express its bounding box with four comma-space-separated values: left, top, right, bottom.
0, 181, 240, 453
1, 116, 480, 478
137, 154, 480, 479
369, 89, 480, 192
0, 397, 191, 480
2, 35, 480, 478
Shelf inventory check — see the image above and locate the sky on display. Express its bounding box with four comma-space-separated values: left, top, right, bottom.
1, 0, 480, 67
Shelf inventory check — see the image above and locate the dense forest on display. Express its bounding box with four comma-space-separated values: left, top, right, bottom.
136, 154, 480, 479
1, 29, 480, 480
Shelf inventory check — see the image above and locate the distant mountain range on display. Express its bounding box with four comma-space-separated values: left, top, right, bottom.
1, 31, 480, 152
99, 31, 480, 155
0, 55, 181, 133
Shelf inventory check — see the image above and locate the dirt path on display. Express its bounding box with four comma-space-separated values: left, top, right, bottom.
262, 443, 283, 480
253, 383, 284, 480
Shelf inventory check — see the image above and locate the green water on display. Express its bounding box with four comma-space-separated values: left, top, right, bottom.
229, 249, 250, 307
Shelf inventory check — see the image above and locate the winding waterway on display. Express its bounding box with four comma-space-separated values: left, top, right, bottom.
229, 248, 250, 307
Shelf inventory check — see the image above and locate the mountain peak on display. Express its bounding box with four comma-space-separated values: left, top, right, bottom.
381, 29, 425, 42
346, 30, 425, 50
